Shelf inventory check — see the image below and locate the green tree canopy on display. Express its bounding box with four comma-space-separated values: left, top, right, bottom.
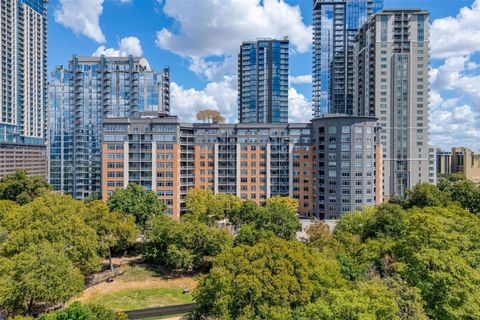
143, 215, 232, 271
447, 180, 480, 214
324, 203, 480, 319
193, 237, 345, 320
227, 200, 259, 228
39, 302, 127, 320
305, 220, 331, 248
107, 183, 166, 229
0, 170, 51, 205
1, 192, 100, 274
193, 237, 417, 320
404, 183, 451, 209
82, 201, 139, 271
293, 278, 403, 320
0, 242, 84, 315
0, 200, 18, 244
185, 188, 241, 223
229, 197, 301, 244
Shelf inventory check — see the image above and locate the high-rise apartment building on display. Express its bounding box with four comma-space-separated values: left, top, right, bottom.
238, 38, 289, 123
353, 9, 430, 197
0, 0, 48, 177
312, 0, 383, 117
48, 56, 170, 199
101, 113, 314, 218
312, 115, 382, 219
101, 113, 385, 219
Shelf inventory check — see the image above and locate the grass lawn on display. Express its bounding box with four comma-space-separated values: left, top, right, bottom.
74, 258, 197, 312
90, 287, 193, 311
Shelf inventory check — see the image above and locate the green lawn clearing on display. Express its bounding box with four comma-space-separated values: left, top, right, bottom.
90, 287, 193, 311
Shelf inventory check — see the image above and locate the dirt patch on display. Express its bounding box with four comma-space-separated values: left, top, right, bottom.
74, 257, 197, 304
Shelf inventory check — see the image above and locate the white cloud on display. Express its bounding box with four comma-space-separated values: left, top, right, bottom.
430, 0, 480, 59
432, 55, 480, 103
170, 77, 238, 123
289, 74, 312, 85
55, 0, 106, 43
156, 0, 312, 116
119, 37, 143, 56
288, 87, 312, 123
188, 56, 237, 81
429, 91, 480, 150
156, 0, 311, 57
54, 0, 131, 43
170, 76, 313, 124
93, 36, 143, 57
431, 56, 469, 90
428, 1, 480, 150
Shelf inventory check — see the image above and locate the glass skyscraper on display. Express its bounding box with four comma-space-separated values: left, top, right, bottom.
48, 55, 170, 199
312, 0, 383, 117
238, 38, 289, 123
0, 0, 48, 177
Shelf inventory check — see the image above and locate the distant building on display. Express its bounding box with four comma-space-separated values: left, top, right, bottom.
48, 56, 170, 199
0, 0, 48, 177
428, 146, 437, 185
311, 115, 382, 219
238, 38, 289, 123
451, 147, 480, 183
312, 0, 383, 117
436, 149, 452, 177
354, 9, 431, 198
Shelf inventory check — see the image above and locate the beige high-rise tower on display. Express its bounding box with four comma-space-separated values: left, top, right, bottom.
354, 9, 430, 197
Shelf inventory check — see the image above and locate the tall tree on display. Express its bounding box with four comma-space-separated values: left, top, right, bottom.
404, 183, 451, 209
294, 278, 404, 320
0, 242, 84, 315
448, 180, 480, 214
229, 198, 301, 244
107, 183, 166, 229
196, 109, 225, 123
305, 220, 331, 248
83, 201, 139, 271
143, 215, 232, 271
185, 188, 241, 223
193, 237, 345, 319
328, 204, 480, 319
0, 170, 51, 205
184, 188, 215, 221
1, 192, 100, 274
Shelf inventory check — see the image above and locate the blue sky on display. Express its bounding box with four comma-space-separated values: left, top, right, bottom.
48, 0, 480, 150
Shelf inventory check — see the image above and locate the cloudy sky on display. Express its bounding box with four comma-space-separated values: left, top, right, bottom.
48, 0, 480, 151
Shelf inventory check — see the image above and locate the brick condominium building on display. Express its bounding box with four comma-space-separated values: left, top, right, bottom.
101, 112, 382, 219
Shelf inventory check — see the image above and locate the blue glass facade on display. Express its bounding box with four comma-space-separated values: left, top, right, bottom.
238, 39, 289, 123
312, 0, 383, 117
48, 56, 170, 199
